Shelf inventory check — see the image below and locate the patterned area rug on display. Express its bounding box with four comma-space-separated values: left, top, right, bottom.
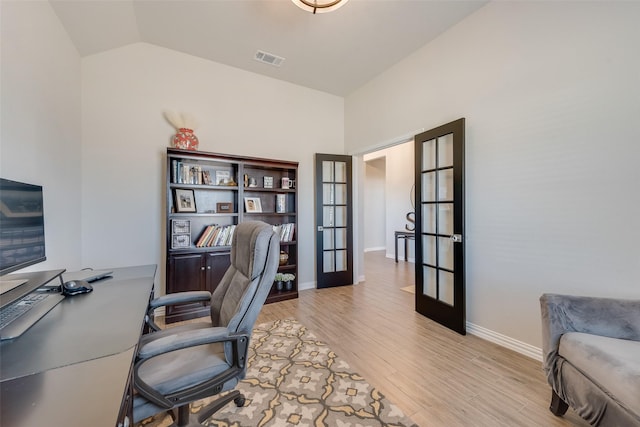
137, 318, 418, 427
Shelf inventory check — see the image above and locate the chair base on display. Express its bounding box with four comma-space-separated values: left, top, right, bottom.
167, 391, 246, 427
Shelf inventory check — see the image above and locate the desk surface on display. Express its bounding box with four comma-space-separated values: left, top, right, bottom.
0, 264, 156, 427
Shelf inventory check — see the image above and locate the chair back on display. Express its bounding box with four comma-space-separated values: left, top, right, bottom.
209, 221, 279, 340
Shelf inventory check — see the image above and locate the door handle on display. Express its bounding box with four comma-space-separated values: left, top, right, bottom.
451, 234, 462, 243
317, 226, 323, 232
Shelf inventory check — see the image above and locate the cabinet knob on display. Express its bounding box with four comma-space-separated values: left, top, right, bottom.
207, 265, 211, 270
201, 266, 205, 271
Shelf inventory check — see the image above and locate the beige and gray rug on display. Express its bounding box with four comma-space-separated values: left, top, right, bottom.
138, 318, 418, 427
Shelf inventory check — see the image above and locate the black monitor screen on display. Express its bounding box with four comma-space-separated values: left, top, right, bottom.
0, 178, 46, 276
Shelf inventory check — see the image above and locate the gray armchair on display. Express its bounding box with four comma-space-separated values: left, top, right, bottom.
133, 221, 279, 427
540, 293, 640, 426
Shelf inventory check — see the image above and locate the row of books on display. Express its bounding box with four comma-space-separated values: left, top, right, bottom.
172, 160, 234, 186
195, 224, 236, 247
172, 161, 204, 185
273, 223, 295, 242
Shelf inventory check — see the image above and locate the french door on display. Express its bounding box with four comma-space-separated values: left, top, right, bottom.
415, 119, 466, 334
315, 154, 353, 288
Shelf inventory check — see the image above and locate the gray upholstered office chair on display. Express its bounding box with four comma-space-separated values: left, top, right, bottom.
132, 221, 279, 427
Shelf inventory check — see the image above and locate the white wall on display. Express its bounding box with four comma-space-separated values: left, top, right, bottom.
363, 158, 386, 251
364, 143, 415, 260
81, 43, 344, 293
346, 1, 640, 349
1, 1, 83, 273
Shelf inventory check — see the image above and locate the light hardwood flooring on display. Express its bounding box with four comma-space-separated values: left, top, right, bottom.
159, 251, 588, 426
254, 250, 589, 427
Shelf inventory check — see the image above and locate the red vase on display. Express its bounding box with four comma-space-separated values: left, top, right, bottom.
172, 128, 199, 150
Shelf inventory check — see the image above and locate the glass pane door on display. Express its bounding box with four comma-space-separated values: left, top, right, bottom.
315, 154, 353, 288
415, 119, 465, 334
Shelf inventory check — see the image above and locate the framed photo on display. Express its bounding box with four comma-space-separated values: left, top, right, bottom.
174, 189, 196, 213
215, 170, 231, 185
216, 202, 232, 213
263, 176, 274, 188
171, 219, 191, 234
281, 177, 290, 189
172, 234, 191, 249
244, 197, 262, 213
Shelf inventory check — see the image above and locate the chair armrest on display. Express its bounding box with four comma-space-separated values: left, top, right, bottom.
137, 326, 235, 360
149, 291, 212, 309
540, 293, 640, 380
145, 291, 212, 331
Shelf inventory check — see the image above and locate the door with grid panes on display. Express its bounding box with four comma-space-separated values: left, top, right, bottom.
315, 154, 353, 288
415, 119, 466, 334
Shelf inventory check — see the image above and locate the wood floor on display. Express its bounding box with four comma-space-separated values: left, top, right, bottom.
254, 251, 589, 427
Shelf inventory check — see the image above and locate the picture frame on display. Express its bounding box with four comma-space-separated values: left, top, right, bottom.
171, 234, 191, 249
244, 197, 262, 213
171, 219, 191, 234
174, 189, 197, 213
215, 170, 231, 185
263, 176, 274, 188
216, 202, 232, 213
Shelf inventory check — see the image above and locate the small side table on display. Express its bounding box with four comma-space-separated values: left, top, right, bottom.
394, 231, 415, 262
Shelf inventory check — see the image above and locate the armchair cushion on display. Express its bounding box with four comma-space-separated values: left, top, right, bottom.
540, 293, 640, 426
559, 332, 640, 413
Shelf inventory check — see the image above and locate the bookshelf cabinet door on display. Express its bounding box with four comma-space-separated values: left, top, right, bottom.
205, 251, 231, 294
166, 253, 208, 322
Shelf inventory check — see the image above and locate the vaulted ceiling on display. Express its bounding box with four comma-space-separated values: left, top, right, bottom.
50, 0, 487, 96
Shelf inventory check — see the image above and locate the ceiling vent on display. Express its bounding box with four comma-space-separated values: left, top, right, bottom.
255, 50, 285, 67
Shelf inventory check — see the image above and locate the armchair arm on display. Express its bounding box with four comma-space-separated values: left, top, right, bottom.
540, 293, 640, 380
146, 291, 212, 331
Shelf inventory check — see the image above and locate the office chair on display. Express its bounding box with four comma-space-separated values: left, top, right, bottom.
132, 221, 279, 427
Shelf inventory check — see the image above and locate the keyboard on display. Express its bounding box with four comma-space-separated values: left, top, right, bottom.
0, 292, 65, 341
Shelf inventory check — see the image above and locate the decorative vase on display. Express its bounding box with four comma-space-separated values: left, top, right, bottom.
275, 281, 284, 291
285, 280, 293, 291
279, 251, 289, 266
172, 128, 199, 151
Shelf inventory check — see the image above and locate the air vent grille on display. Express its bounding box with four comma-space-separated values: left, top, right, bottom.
255, 50, 285, 67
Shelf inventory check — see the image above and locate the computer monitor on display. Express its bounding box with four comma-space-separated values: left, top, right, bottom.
0, 178, 47, 277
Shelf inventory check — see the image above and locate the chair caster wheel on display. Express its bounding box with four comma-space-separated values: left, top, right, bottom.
234, 396, 246, 407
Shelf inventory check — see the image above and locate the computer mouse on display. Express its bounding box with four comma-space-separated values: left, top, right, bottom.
62, 280, 93, 296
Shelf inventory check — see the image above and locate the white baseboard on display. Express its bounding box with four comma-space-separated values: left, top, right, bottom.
298, 281, 315, 291
385, 253, 415, 263
466, 322, 542, 361
364, 246, 386, 252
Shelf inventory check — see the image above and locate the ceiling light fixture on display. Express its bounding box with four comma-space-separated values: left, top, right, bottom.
291, 0, 349, 14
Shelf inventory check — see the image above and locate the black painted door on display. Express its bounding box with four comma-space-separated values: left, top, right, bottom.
415, 118, 466, 334
315, 154, 353, 288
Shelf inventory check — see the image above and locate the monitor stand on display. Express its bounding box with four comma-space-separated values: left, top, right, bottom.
0, 269, 65, 308
0, 279, 29, 295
